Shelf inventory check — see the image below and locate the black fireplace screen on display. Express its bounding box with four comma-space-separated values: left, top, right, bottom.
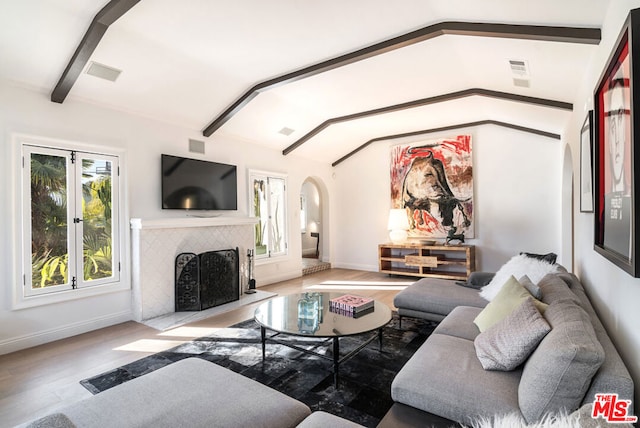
175, 248, 239, 311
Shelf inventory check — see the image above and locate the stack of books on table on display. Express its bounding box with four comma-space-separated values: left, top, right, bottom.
329, 294, 374, 318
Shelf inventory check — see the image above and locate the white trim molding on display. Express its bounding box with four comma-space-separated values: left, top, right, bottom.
0, 310, 131, 355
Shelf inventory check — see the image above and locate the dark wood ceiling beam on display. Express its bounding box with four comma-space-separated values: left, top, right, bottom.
51, 0, 141, 103
332, 120, 561, 167
283, 88, 571, 156
202, 21, 600, 137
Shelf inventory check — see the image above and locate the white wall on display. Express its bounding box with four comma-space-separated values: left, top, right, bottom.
566, 0, 640, 406
0, 81, 333, 354
331, 126, 563, 272
0, 80, 563, 353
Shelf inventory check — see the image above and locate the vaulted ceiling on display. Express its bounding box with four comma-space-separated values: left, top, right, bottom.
1, 1, 609, 165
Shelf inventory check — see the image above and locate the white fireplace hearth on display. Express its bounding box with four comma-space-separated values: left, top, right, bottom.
130, 216, 258, 322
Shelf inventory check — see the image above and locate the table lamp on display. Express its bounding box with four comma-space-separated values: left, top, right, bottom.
388, 209, 410, 243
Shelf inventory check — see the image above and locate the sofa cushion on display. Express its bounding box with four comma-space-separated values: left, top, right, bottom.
433, 306, 482, 341
474, 297, 551, 371
480, 254, 559, 301
474, 276, 547, 332
537, 273, 581, 307
296, 411, 365, 427
535, 272, 635, 412
58, 358, 311, 428
391, 333, 522, 424
394, 277, 487, 320
25, 413, 76, 428
518, 301, 605, 424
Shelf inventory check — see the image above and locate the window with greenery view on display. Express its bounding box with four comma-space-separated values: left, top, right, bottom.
23, 145, 120, 296
249, 170, 287, 259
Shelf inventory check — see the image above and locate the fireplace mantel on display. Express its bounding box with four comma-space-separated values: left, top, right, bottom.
130, 216, 257, 321
130, 216, 258, 230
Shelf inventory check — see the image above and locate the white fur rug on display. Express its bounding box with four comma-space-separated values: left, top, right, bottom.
463, 405, 634, 428
467, 412, 578, 428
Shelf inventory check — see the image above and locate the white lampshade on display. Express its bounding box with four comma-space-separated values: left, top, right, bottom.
388, 209, 410, 243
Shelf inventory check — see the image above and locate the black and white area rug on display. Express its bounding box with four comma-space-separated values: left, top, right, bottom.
81, 314, 437, 427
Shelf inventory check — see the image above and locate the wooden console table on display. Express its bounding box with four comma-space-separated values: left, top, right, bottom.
378, 242, 475, 280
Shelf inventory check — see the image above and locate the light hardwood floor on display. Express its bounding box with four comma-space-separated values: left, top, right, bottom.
0, 268, 413, 427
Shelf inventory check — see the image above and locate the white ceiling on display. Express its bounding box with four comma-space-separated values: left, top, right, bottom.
1, 0, 609, 165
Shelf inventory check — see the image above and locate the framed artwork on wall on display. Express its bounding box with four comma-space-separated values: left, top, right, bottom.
390, 135, 473, 239
580, 110, 594, 213
593, 8, 640, 277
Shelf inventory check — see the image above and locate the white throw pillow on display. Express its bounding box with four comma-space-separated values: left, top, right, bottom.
479, 254, 559, 301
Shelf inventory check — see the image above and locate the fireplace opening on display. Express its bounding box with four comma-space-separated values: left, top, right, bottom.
175, 248, 239, 311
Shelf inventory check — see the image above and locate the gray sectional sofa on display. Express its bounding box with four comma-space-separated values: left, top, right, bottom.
387, 265, 635, 426
22, 259, 635, 428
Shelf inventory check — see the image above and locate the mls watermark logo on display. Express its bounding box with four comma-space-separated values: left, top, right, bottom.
591, 393, 637, 423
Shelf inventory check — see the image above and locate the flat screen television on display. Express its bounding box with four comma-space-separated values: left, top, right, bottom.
161, 154, 237, 210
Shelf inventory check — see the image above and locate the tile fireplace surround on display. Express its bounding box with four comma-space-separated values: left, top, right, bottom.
130, 216, 257, 322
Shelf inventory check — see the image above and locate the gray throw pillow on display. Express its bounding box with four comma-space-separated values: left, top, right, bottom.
455, 271, 495, 289
520, 251, 557, 264
474, 297, 551, 371
518, 274, 543, 300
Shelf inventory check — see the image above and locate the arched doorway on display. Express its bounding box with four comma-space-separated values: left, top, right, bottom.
300, 177, 330, 275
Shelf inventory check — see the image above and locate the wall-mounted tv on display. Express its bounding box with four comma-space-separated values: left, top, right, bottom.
162, 154, 237, 210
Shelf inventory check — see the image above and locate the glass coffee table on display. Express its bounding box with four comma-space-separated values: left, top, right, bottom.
254, 292, 392, 387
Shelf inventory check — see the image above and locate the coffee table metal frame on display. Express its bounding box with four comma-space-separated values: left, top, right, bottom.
254, 292, 392, 388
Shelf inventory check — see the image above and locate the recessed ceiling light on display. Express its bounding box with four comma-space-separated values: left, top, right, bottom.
278, 127, 295, 136
513, 78, 530, 88
85, 61, 122, 82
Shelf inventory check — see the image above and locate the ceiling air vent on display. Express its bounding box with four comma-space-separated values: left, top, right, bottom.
189, 139, 205, 154
85, 61, 122, 82
509, 59, 530, 88
508, 59, 529, 77
278, 127, 295, 136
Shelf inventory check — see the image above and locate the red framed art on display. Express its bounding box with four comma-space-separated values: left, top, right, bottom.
593, 8, 640, 276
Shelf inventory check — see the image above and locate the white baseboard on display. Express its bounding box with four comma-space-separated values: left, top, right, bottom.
0, 310, 132, 355
256, 269, 301, 287
331, 262, 378, 272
